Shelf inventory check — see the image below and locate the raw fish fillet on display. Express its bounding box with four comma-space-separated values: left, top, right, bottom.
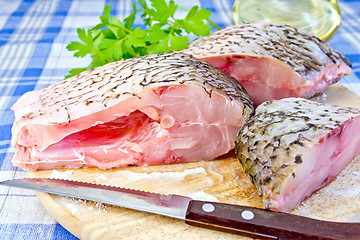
182, 22, 352, 106
11, 52, 254, 170
235, 98, 360, 212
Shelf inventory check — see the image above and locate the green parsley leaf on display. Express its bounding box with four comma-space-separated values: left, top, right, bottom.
66, 28, 94, 58
93, 5, 111, 30
65, 1, 220, 78
65, 67, 88, 79
170, 35, 189, 50
180, 6, 212, 36
128, 28, 147, 47
98, 38, 123, 61
148, 36, 171, 53
149, 0, 177, 24
145, 24, 169, 43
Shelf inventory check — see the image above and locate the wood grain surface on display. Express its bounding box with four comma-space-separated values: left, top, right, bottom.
28, 83, 360, 240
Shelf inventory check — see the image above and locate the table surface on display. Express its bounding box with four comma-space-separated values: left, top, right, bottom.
0, 0, 360, 239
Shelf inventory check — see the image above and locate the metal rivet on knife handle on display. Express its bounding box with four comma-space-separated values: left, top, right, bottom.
241, 210, 254, 220
202, 203, 215, 213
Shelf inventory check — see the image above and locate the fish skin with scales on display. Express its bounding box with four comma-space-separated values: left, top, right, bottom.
12, 52, 253, 128
11, 52, 254, 170
182, 22, 352, 106
235, 98, 360, 212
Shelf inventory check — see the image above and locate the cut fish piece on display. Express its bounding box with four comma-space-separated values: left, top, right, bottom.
235, 98, 360, 212
182, 22, 352, 106
11, 52, 254, 170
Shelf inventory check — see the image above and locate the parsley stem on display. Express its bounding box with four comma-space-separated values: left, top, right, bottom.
207, 19, 221, 30
178, 6, 189, 11
92, 30, 101, 41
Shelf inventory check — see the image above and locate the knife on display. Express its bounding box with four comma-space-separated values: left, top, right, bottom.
0, 178, 359, 240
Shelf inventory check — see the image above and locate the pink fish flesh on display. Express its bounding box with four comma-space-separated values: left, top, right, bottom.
182, 22, 352, 106
11, 52, 254, 170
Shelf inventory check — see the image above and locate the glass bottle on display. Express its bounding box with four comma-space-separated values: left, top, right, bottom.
232, 0, 342, 41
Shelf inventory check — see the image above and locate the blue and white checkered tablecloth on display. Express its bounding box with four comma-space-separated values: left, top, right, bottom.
0, 0, 360, 239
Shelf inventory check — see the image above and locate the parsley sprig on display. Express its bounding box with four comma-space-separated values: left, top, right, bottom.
65, 0, 220, 78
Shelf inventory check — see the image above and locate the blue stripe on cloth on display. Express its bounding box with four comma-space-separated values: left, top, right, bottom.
346, 54, 360, 64
53, 223, 79, 240
0, 0, 35, 46
1, 152, 19, 171
329, 31, 360, 54
1, 68, 70, 83
0, 0, 68, 170
0, 1, 359, 239
354, 71, 360, 80
107, 0, 117, 16
0, 194, 37, 197
0, 125, 11, 141
0, 109, 14, 125
0, 224, 55, 240
11, 0, 74, 97
0, 153, 6, 166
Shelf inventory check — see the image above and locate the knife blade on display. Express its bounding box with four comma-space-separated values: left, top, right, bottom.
0, 178, 359, 240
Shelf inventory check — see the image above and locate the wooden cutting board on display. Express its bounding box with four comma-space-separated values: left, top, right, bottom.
28, 83, 360, 240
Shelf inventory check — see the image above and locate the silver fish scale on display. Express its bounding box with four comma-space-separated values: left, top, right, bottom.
182, 22, 351, 81
15, 52, 254, 125
235, 98, 360, 206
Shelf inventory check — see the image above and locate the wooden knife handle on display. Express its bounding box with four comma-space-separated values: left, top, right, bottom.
185, 200, 360, 240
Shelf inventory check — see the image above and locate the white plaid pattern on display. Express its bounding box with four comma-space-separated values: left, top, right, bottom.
0, 0, 359, 239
